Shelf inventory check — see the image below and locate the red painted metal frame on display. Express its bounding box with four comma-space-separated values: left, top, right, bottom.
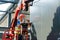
2, 0, 29, 40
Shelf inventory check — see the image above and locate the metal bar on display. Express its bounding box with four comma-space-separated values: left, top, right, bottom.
0, 2, 7, 4
8, 12, 11, 27
0, 10, 7, 12
0, 0, 19, 4
0, 13, 7, 21
7, 4, 17, 27
0, 10, 15, 13
0, 4, 16, 24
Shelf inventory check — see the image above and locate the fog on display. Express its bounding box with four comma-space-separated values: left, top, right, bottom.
30, 0, 60, 40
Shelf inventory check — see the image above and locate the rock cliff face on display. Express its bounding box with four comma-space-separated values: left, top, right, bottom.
47, 6, 60, 40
